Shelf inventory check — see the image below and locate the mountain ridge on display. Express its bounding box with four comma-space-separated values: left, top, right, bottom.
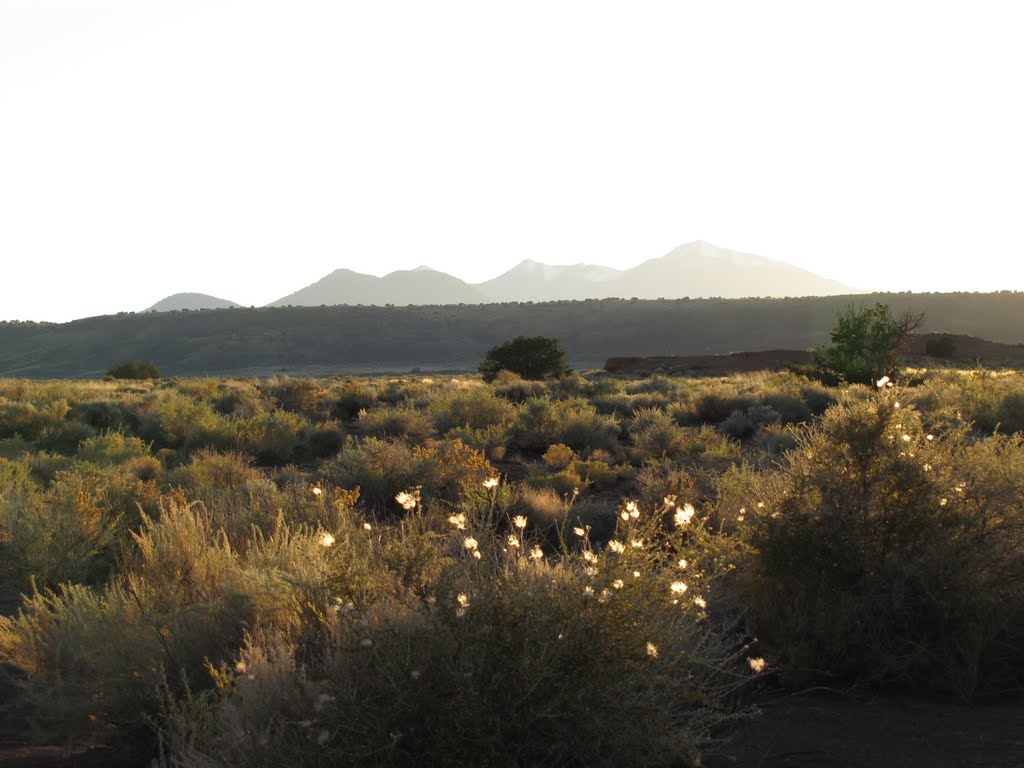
146, 241, 856, 311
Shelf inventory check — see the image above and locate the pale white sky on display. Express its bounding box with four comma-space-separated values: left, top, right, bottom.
2, 0, 1022, 322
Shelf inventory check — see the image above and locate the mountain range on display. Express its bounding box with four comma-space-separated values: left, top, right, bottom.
146, 241, 855, 311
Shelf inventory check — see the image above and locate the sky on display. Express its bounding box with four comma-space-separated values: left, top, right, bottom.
2, 1, 1023, 322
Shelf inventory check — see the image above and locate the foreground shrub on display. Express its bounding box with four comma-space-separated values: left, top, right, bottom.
155, 500, 749, 768
491, 371, 549, 403
263, 377, 330, 419
167, 450, 283, 545
0, 501, 347, 747
429, 388, 517, 433
237, 409, 307, 464
631, 410, 692, 460
151, 392, 237, 453
0, 469, 134, 590
508, 397, 620, 454
732, 392, 1024, 697
355, 404, 436, 445
76, 431, 151, 466
330, 379, 379, 421
321, 437, 494, 515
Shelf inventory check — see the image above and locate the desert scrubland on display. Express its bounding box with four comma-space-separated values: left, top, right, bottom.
0, 367, 1022, 766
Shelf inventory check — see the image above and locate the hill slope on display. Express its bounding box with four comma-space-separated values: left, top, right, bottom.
477, 260, 625, 301
146, 293, 241, 311
1, 292, 1022, 378
611, 241, 854, 299
269, 267, 489, 307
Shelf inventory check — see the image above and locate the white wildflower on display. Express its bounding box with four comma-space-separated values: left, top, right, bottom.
395, 491, 417, 511
674, 503, 696, 526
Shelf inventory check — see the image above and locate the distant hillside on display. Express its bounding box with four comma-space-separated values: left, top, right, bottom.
1, 292, 1022, 379
269, 267, 489, 307
476, 241, 854, 302
146, 293, 240, 312
477, 260, 625, 302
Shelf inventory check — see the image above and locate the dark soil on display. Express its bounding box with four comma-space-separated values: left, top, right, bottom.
2, 683, 1020, 766
605, 332, 1024, 376
711, 691, 1024, 768
605, 349, 815, 375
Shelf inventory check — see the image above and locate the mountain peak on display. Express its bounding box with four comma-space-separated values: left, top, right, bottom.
270, 265, 488, 307
146, 292, 240, 312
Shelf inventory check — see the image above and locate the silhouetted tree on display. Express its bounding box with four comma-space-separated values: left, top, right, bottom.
479, 336, 568, 382
106, 360, 162, 380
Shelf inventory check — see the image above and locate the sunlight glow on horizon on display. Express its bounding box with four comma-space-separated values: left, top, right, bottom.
2, 1, 1022, 322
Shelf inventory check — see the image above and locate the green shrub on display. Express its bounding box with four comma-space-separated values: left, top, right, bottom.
632, 409, 691, 460
154, 500, 745, 768
443, 423, 509, 461
355, 404, 435, 445
694, 390, 756, 425
0, 470, 127, 590
330, 379, 379, 421
509, 397, 620, 454
167, 450, 283, 545
718, 404, 781, 439
237, 409, 307, 464
634, 462, 698, 514
733, 394, 1024, 696
814, 302, 923, 385
321, 437, 493, 515
429, 388, 516, 433
526, 466, 587, 497
305, 420, 346, 460
572, 459, 631, 491
107, 360, 162, 380
152, 392, 237, 453
995, 391, 1024, 435
491, 370, 550, 403
542, 442, 576, 469
321, 438, 422, 515
68, 400, 140, 433
0, 399, 93, 451
263, 377, 329, 419
76, 431, 151, 466
0, 501, 347, 747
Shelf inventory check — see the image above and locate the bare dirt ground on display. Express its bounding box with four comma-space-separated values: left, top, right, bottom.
605, 349, 815, 375
904, 333, 1024, 363
3, 680, 1020, 767
713, 690, 1024, 768
606, 333, 1024, 376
